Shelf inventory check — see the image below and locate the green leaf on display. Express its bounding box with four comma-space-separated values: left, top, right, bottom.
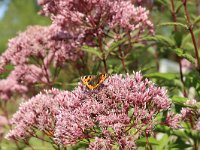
105, 38, 127, 58
182, 29, 200, 47
194, 102, 200, 109
171, 96, 200, 109
175, 2, 183, 14
137, 137, 159, 146
25, 137, 54, 150
143, 35, 175, 47
158, 22, 187, 29
172, 130, 189, 139
169, 143, 191, 149
192, 15, 200, 26
81, 45, 102, 59
156, 134, 169, 150
107, 38, 127, 53
173, 31, 183, 47
171, 96, 188, 105
144, 72, 178, 80
154, 0, 168, 6
185, 70, 200, 97
173, 48, 196, 64
92, 61, 101, 74
68, 141, 89, 150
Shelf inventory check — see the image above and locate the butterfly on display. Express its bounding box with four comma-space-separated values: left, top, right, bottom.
80, 73, 109, 90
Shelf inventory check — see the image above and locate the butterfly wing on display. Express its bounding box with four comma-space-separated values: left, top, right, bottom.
87, 75, 101, 89
88, 73, 108, 89
81, 75, 94, 85
98, 73, 108, 84
81, 73, 109, 90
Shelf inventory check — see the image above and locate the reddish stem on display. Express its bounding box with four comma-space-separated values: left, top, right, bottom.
170, 0, 177, 31
170, 0, 187, 97
182, 0, 200, 71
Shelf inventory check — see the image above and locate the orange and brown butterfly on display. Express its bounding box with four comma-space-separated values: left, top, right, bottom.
80, 73, 109, 90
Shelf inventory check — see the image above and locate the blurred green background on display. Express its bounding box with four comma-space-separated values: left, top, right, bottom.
0, 0, 50, 53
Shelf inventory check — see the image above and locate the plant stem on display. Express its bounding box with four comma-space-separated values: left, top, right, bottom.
170, 0, 177, 31
170, 0, 187, 97
97, 35, 108, 73
119, 46, 127, 72
182, 0, 200, 71
178, 58, 187, 97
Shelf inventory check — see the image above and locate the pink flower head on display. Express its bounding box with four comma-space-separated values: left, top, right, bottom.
6, 89, 61, 139
0, 25, 83, 67
181, 99, 198, 119
9, 64, 50, 84
165, 112, 182, 129
0, 78, 27, 100
38, 0, 154, 39
180, 99, 200, 131
109, 1, 154, 34
7, 72, 170, 148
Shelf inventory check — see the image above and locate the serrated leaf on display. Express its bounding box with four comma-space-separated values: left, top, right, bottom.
173, 48, 196, 64
182, 29, 200, 47
143, 35, 175, 47
171, 96, 188, 104
158, 22, 187, 29
81, 45, 102, 59
144, 72, 178, 80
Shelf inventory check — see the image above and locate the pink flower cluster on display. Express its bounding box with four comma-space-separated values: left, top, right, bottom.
0, 25, 83, 67
0, 1, 154, 101
165, 99, 200, 131
6, 72, 171, 149
0, 25, 83, 100
165, 112, 182, 129
181, 99, 200, 131
38, 0, 154, 36
109, 1, 154, 34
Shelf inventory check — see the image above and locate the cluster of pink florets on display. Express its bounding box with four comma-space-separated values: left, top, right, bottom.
38, 0, 154, 35
0, 25, 83, 100
0, 1, 154, 101
6, 72, 171, 149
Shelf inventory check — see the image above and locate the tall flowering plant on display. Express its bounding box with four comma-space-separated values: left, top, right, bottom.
0, 0, 200, 149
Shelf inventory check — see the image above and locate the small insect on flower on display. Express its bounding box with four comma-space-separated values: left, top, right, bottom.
80, 73, 109, 90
